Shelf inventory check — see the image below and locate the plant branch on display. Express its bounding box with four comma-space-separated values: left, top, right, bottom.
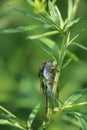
52, 33, 68, 99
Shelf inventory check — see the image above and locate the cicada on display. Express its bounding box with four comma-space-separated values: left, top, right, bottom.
38, 61, 56, 111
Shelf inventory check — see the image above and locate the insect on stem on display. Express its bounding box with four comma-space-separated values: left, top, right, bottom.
38, 60, 59, 116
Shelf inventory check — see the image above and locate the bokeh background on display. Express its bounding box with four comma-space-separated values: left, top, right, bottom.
0, 0, 87, 130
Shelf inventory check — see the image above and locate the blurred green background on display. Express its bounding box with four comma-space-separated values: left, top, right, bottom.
0, 0, 87, 130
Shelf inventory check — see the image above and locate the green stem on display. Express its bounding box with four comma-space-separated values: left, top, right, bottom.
52, 33, 68, 100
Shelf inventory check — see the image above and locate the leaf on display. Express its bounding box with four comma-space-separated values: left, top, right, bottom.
0, 106, 16, 118
64, 18, 80, 30
0, 25, 42, 34
0, 119, 13, 126
67, 34, 79, 46
39, 37, 59, 58
66, 50, 80, 62
53, 6, 64, 28
71, 0, 80, 19
63, 88, 87, 107
67, 0, 73, 21
48, 0, 60, 25
62, 102, 87, 109
64, 102, 87, 109
51, 6, 60, 25
7, 6, 50, 24
73, 112, 87, 130
8, 5, 60, 29
29, 37, 59, 60
64, 111, 87, 129
0, 106, 26, 130
0, 118, 25, 130
48, 0, 64, 28
27, 32, 59, 60
27, 104, 40, 128
7, 5, 62, 31
63, 112, 81, 128
72, 42, 87, 51
30, 39, 55, 59
27, 31, 59, 39
62, 58, 72, 69
74, 102, 87, 106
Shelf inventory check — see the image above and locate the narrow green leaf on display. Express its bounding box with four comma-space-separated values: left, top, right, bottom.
51, 6, 60, 25
67, 34, 79, 46
40, 37, 59, 56
71, 0, 80, 19
66, 50, 80, 62
0, 25, 42, 34
63, 113, 81, 128
27, 31, 59, 39
0, 118, 25, 130
29, 37, 59, 60
0, 106, 16, 118
7, 6, 49, 24
62, 58, 72, 69
74, 102, 87, 106
37, 14, 54, 26
72, 42, 87, 51
30, 39, 56, 60
64, 111, 87, 129
0, 106, 26, 130
8, 5, 60, 29
48, 0, 54, 12
64, 18, 80, 30
0, 119, 12, 126
49, 0, 64, 28
63, 102, 87, 109
73, 112, 87, 130
27, 104, 40, 128
53, 6, 64, 27
63, 88, 87, 107
48, 0, 60, 25
7, 5, 62, 31
67, 0, 73, 21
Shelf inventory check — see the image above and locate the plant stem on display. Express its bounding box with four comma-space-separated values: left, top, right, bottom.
52, 32, 68, 101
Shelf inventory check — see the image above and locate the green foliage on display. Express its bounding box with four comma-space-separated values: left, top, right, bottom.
66, 50, 80, 62
62, 58, 72, 69
63, 88, 87, 107
27, 104, 40, 129
27, 31, 59, 39
63, 111, 87, 130
71, 42, 87, 51
0, 0, 87, 130
39, 37, 59, 59
0, 104, 40, 130
0, 106, 26, 130
0, 25, 42, 34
